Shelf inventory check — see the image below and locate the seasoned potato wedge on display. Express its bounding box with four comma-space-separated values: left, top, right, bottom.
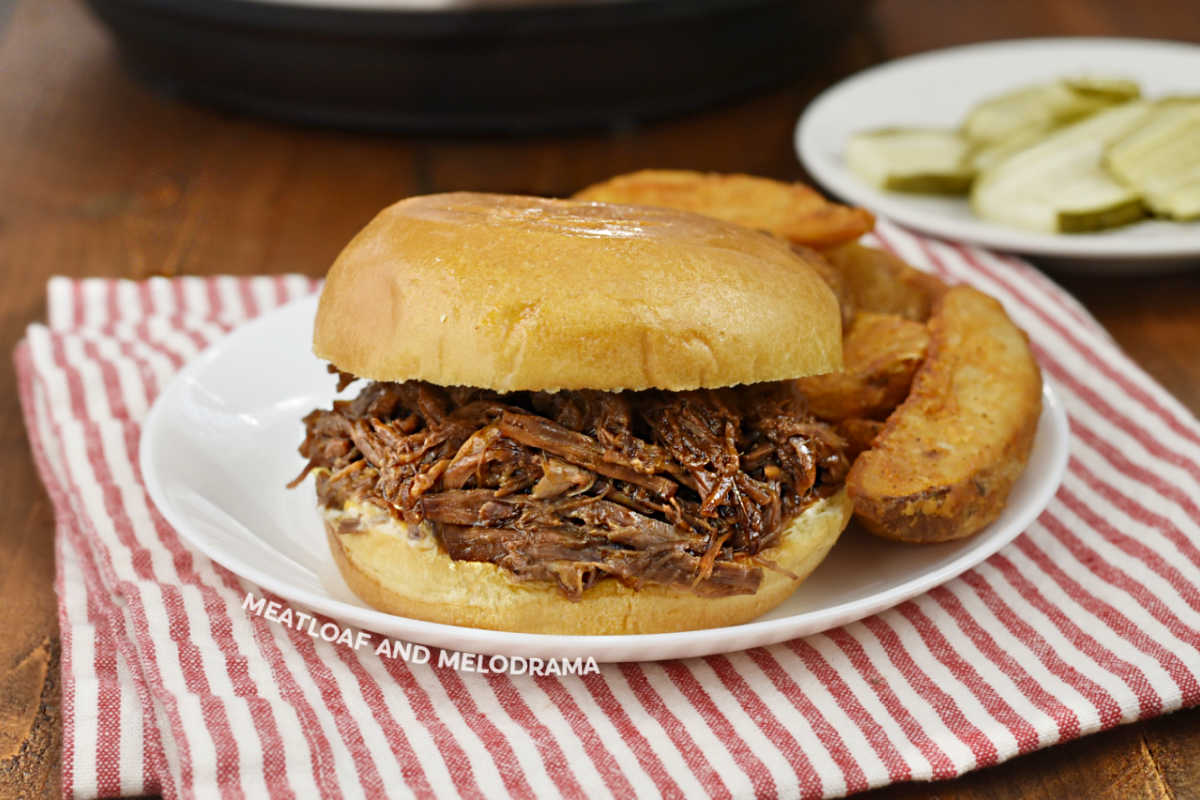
847, 287, 1042, 543
821, 242, 948, 322
836, 418, 886, 462
796, 312, 930, 422
573, 169, 875, 249
792, 243, 852, 327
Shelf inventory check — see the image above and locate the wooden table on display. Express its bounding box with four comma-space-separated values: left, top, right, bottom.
2, 0, 1198, 796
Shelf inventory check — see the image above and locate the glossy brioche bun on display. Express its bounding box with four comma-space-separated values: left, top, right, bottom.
324, 489, 852, 635
313, 192, 842, 392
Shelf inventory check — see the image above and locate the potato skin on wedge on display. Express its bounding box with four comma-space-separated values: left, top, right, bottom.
847, 286, 1042, 543
797, 312, 931, 422
821, 242, 948, 322
574, 169, 875, 249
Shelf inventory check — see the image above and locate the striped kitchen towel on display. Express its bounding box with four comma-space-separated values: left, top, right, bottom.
17, 219, 1200, 799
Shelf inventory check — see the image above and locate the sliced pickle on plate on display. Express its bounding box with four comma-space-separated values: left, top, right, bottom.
1156, 185, 1200, 221
963, 78, 1140, 146
846, 128, 975, 194
1062, 76, 1142, 102
967, 125, 1054, 172
971, 102, 1151, 233
1056, 193, 1146, 233
1105, 98, 1200, 220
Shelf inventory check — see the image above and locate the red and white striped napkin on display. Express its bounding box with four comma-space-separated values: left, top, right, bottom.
17, 220, 1200, 799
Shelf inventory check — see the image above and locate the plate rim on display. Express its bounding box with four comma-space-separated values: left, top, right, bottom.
140, 295, 1071, 661
796, 36, 1200, 261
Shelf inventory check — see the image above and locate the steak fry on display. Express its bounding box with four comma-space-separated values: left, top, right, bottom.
796, 312, 930, 422
573, 170, 875, 249
821, 242, 948, 322
835, 418, 885, 462
847, 287, 1042, 542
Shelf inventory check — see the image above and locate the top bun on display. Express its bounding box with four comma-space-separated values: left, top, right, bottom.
314, 192, 842, 392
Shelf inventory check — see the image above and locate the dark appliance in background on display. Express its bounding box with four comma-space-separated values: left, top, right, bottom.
84, 0, 872, 133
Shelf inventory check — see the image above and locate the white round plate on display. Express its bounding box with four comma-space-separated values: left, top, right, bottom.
796, 37, 1200, 267
141, 295, 1069, 662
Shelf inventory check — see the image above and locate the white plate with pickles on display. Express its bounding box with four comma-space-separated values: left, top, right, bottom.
796, 38, 1200, 268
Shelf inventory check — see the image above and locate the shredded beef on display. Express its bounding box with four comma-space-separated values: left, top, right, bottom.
293, 373, 848, 599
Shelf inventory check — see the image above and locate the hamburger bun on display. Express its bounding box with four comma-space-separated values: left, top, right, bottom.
305, 192, 851, 634
313, 192, 842, 392
324, 488, 852, 635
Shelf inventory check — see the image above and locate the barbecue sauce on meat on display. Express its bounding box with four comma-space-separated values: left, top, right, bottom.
292, 367, 848, 599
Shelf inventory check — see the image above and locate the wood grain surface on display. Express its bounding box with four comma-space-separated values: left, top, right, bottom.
1, 0, 1197, 797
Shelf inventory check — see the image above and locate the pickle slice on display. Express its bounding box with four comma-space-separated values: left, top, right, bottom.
846, 128, 975, 194
1057, 195, 1147, 233
1105, 100, 1200, 220
968, 126, 1052, 172
1063, 77, 1142, 102
963, 78, 1141, 146
1157, 185, 1200, 221
971, 102, 1151, 233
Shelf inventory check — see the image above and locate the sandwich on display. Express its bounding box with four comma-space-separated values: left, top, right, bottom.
289, 192, 853, 635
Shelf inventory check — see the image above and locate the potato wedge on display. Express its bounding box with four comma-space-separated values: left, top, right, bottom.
821, 242, 948, 322
573, 169, 875, 249
836, 418, 885, 461
792, 243, 852, 327
796, 312, 930, 422
847, 286, 1042, 543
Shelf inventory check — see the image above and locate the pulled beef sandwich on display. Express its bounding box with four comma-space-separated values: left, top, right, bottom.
291, 192, 853, 635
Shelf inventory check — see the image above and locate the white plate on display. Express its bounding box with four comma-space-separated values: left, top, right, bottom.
796, 37, 1200, 267
140, 295, 1069, 662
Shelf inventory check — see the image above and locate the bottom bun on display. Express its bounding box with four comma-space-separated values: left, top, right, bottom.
324, 488, 851, 635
